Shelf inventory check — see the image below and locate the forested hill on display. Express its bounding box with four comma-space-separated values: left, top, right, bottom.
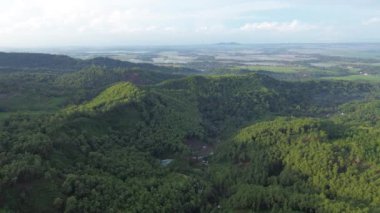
0, 52, 199, 73
0, 50, 380, 212
1, 69, 380, 212
0, 52, 80, 71
0, 52, 198, 113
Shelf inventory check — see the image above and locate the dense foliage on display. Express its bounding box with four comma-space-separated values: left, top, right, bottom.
0, 53, 379, 212
211, 117, 380, 212
0, 65, 183, 114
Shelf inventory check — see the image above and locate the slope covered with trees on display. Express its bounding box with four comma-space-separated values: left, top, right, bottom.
210, 116, 380, 212
0, 53, 379, 212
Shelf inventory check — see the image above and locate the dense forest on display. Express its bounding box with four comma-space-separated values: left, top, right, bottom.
0, 53, 379, 212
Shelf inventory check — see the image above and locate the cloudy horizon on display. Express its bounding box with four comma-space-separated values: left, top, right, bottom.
1, 0, 380, 47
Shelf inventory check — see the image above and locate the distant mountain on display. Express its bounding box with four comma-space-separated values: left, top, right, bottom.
0, 52, 200, 74
0, 52, 80, 71
215, 42, 242, 46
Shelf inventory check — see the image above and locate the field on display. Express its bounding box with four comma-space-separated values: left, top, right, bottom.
25, 43, 377, 82
322, 74, 380, 82
231, 65, 304, 73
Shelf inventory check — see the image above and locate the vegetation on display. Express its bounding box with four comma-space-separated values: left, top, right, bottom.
0, 52, 379, 212
321, 74, 380, 82
211, 116, 380, 212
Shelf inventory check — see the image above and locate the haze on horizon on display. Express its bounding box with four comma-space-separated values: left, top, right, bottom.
0, 0, 380, 47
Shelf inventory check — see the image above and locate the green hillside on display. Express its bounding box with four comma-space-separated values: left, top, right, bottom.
0, 53, 380, 212
211, 117, 380, 212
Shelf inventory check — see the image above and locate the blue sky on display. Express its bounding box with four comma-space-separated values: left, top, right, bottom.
0, 0, 379, 47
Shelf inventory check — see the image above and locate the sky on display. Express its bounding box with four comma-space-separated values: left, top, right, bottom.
0, 0, 380, 47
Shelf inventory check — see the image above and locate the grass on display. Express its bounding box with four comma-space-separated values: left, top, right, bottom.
321, 74, 380, 82
324, 50, 380, 59
230, 65, 343, 75
232, 65, 304, 73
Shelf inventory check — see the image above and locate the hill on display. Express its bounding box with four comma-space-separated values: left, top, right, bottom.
0, 54, 186, 115
0, 52, 199, 74
1, 71, 380, 212
211, 116, 380, 212
0, 52, 80, 71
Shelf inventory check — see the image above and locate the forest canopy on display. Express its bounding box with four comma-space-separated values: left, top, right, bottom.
0, 52, 379, 212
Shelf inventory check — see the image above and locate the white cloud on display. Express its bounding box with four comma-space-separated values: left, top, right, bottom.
0, 0, 289, 35
0, 0, 378, 46
363, 17, 380, 25
240, 20, 317, 32
195, 25, 226, 33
